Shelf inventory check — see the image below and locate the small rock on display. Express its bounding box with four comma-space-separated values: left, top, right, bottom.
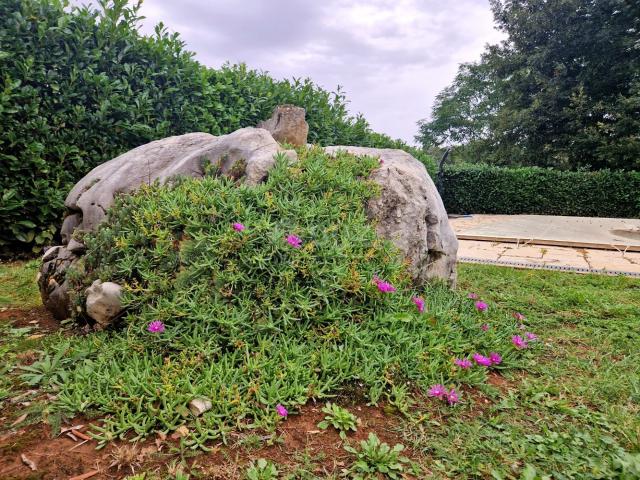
42, 246, 61, 262
67, 238, 86, 254
258, 105, 309, 147
188, 397, 212, 416
85, 280, 123, 328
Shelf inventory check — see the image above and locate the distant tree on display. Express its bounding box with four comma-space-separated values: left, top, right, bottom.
417, 0, 640, 170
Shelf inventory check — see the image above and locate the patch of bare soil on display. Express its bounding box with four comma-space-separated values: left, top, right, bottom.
0, 402, 415, 480
0, 307, 59, 333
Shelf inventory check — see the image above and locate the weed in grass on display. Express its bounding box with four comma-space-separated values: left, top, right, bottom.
245, 458, 279, 480
342, 432, 410, 479
317, 403, 359, 439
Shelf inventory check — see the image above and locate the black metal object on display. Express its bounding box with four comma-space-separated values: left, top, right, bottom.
435, 148, 450, 194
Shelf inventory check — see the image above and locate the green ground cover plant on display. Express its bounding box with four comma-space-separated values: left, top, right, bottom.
1, 257, 639, 477
397, 264, 640, 479
18, 149, 533, 451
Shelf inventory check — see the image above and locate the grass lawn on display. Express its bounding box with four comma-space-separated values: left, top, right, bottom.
0, 260, 638, 479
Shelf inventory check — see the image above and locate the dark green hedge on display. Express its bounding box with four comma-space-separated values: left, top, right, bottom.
0, 0, 432, 254
440, 164, 640, 218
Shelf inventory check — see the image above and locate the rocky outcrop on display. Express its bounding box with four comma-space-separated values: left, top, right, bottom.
39, 111, 457, 325
324, 146, 458, 286
258, 105, 309, 147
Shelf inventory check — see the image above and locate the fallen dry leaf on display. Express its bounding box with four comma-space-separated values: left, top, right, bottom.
170, 425, 189, 439
20, 454, 37, 471
10, 413, 28, 427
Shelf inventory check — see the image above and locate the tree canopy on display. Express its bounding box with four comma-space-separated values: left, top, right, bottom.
417, 0, 640, 170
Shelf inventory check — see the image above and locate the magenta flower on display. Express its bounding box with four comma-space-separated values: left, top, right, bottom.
454, 358, 473, 369
513, 312, 525, 322
232, 222, 246, 232
489, 352, 502, 365
286, 234, 302, 248
467, 292, 479, 299
472, 353, 492, 367
525, 332, 538, 341
428, 384, 447, 398
373, 276, 396, 293
481, 323, 490, 332
446, 389, 460, 405
379, 158, 384, 165
512, 335, 528, 349
412, 296, 425, 313
147, 320, 165, 333
276, 404, 288, 418
475, 301, 488, 312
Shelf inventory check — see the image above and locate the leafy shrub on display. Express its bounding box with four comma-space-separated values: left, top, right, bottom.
342, 433, 410, 479
38, 149, 530, 449
440, 164, 640, 218
0, 0, 433, 255
317, 403, 359, 439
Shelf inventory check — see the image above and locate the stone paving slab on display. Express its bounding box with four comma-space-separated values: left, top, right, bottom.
451, 215, 640, 251
457, 240, 640, 276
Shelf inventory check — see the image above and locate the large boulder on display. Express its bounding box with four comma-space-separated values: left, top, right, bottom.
65, 128, 294, 234
324, 146, 458, 286
39, 121, 457, 325
257, 105, 309, 147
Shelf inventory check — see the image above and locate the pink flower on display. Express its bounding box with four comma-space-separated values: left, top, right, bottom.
512, 335, 528, 349
373, 276, 396, 293
525, 332, 538, 341
286, 234, 302, 248
428, 384, 447, 398
276, 404, 288, 418
454, 358, 472, 369
513, 312, 525, 322
232, 222, 246, 232
147, 321, 165, 333
489, 352, 502, 365
446, 389, 460, 405
379, 158, 384, 165
412, 296, 425, 313
467, 293, 479, 299
481, 323, 490, 331
474, 301, 488, 312
472, 353, 492, 367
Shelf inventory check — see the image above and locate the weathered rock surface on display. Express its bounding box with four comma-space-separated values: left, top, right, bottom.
258, 105, 309, 147
38, 245, 77, 320
85, 280, 123, 329
324, 146, 458, 286
64, 128, 295, 235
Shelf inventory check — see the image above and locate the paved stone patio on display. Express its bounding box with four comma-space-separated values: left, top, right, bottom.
450, 215, 640, 276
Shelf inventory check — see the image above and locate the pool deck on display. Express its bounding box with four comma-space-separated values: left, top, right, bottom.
450, 215, 640, 276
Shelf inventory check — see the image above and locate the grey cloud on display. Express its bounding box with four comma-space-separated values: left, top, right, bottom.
72, 0, 503, 142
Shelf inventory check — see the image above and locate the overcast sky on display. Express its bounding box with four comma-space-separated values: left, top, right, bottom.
86, 0, 505, 143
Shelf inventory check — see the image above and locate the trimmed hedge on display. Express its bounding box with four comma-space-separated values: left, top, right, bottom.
440, 164, 640, 218
0, 0, 432, 255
